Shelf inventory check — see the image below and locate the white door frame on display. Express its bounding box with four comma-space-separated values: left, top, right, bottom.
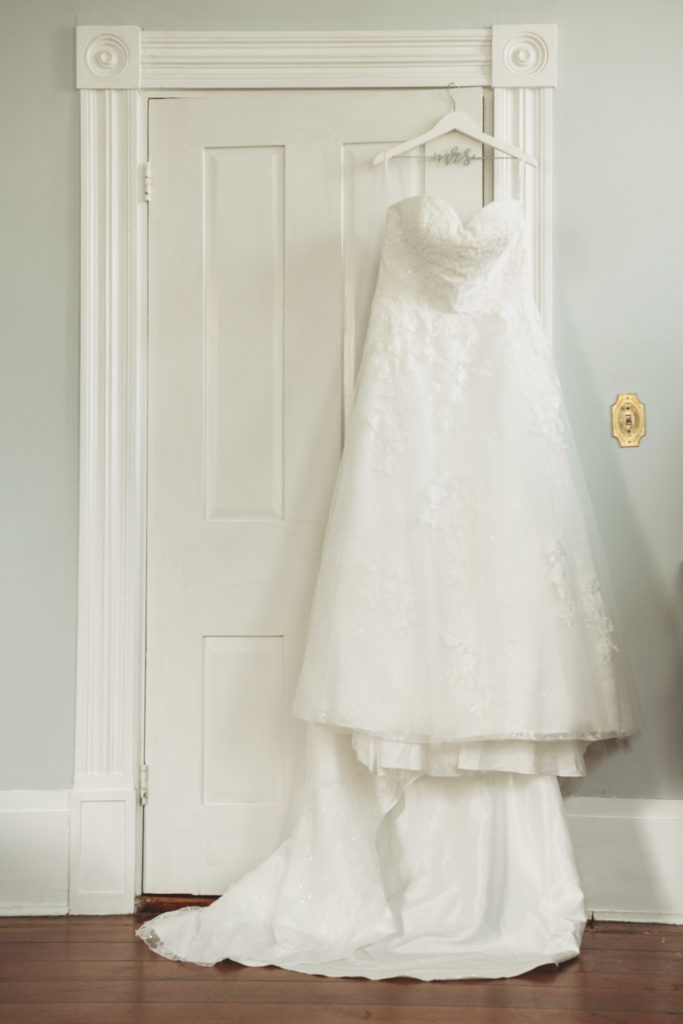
72, 24, 557, 913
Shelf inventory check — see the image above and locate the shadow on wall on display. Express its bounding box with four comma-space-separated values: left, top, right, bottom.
553, 263, 683, 919
555, 292, 683, 802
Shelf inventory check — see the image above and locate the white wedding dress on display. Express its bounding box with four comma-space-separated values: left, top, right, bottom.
137, 194, 640, 980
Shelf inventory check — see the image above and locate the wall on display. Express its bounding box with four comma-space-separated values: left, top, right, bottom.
0, 0, 681, 801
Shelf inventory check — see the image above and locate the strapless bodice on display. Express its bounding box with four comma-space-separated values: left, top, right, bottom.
374, 195, 529, 315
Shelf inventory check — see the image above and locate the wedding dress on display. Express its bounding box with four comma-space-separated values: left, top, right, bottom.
137, 192, 640, 980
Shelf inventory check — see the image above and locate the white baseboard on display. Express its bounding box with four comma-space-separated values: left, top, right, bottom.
565, 796, 683, 924
1, 790, 681, 922
69, 776, 139, 915
0, 791, 70, 915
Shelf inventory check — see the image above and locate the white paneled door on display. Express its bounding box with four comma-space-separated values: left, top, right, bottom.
144, 88, 485, 893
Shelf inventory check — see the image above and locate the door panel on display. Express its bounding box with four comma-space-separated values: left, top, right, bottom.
204, 145, 285, 521
145, 88, 484, 893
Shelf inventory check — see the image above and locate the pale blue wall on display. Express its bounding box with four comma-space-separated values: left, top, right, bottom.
1, 0, 681, 796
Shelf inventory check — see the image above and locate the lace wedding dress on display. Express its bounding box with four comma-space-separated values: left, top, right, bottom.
137, 194, 640, 980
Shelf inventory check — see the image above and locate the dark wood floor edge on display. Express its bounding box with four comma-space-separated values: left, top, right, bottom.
135, 894, 220, 915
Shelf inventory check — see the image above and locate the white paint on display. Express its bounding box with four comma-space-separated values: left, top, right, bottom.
565, 797, 683, 923
72, 84, 147, 914
1, 791, 680, 923
203, 638, 286, 806
143, 87, 481, 891
64, 24, 681, 925
493, 86, 554, 336
74, 26, 554, 911
4, 0, 683, 849
75, 25, 557, 92
204, 146, 285, 521
0, 791, 70, 915
76, 26, 141, 89
139, 30, 492, 89
491, 24, 558, 87
69, 779, 138, 914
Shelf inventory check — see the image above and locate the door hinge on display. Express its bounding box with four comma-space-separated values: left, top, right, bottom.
144, 162, 152, 203
139, 763, 149, 806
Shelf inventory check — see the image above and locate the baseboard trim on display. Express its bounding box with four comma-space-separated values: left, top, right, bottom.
2, 904, 70, 917
0, 791, 70, 915
68, 777, 138, 915
1, 790, 681, 922
565, 796, 683, 925
592, 910, 683, 924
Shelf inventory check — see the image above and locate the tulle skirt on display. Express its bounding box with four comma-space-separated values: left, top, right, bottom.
292, 294, 640, 762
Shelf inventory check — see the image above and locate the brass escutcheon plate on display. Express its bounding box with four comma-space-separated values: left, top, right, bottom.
611, 393, 645, 447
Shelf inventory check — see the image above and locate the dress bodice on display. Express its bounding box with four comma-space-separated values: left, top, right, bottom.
375, 195, 528, 315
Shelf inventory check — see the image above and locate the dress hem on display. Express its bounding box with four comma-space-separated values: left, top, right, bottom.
135, 919, 582, 981
293, 714, 640, 748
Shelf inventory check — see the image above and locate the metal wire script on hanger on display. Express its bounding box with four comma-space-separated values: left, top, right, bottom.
373, 83, 537, 170
395, 146, 520, 166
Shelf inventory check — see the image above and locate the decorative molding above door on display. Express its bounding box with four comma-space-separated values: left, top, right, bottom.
76, 26, 557, 90
73, 26, 557, 913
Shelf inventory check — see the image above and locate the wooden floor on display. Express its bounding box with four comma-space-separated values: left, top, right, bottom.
0, 916, 681, 1023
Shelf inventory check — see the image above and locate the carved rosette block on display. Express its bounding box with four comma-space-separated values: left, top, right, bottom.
491, 24, 557, 87
77, 26, 141, 88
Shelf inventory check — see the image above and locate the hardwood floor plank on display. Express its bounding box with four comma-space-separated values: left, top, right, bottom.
0, 977, 680, 1014
0, 942, 146, 962
0, 915, 136, 929
568, 949, 683, 974
1, 939, 679, 978
0, 916, 135, 931
0, 1003, 677, 1024
0, 957, 677, 995
582, 930, 683, 952
583, 922, 680, 934
0, 925, 140, 943
0, 916, 680, 1024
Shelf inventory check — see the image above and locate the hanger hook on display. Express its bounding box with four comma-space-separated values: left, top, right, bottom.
446, 81, 459, 111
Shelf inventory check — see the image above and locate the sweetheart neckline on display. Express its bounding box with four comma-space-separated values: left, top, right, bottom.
388, 194, 523, 233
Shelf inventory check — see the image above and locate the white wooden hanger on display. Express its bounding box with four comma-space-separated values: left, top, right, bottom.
373, 84, 538, 169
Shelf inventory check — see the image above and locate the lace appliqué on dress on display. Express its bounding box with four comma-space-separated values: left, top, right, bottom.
291, 194, 640, 749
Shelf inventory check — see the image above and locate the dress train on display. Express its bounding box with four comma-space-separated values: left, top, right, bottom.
137, 724, 585, 980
